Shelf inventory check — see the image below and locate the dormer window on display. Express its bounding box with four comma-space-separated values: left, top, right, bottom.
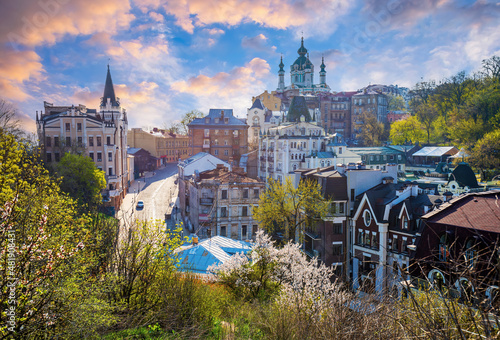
224, 117, 229, 124
215, 118, 219, 123
205, 118, 210, 124
402, 216, 408, 230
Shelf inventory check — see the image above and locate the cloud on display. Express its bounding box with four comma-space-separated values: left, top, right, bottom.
0, 0, 134, 48
172, 58, 270, 96
242, 34, 277, 53
149, 11, 164, 22
0, 48, 44, 101
204, 28, 224, 36
134, 0, 352, 36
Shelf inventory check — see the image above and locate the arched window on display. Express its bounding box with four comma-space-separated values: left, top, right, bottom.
428, 269, 445, 290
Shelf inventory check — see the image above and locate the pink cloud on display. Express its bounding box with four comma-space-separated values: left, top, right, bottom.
171, 57, 270, 97
0, 49, 44, 101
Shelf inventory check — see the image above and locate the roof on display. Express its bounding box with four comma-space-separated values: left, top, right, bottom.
301, 167, 348, 200
448, 163, 480, 188
412, 146, 458, 157
189, 109, 247, 127
422, 190, 500, 232
127, 147, 141, 154
175, 236, 252, 274
199, 167, 262, 184
348, 146, 404, 155
101, 65, 119, 107
250, 98, 265, 110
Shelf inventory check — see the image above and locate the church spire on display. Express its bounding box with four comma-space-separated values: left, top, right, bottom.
101, 65, 119, 107
279, 55, 284, 72
297, 36, 307, 56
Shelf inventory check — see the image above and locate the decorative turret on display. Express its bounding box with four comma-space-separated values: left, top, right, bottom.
297, 37, 307, 56
319, 56, 326, 85
101, 65, 120, 107
278, 56, 285, 90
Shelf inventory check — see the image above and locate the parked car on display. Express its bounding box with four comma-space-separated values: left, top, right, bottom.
136, 200, 144, 209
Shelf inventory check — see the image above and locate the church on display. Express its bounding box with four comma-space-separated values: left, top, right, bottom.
276, 37, 331, 111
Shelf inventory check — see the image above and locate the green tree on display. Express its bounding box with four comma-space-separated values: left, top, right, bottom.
53, 153, 106, 212
389, 115, 425, 145
415, 102, 439, 144
252, 177, 329, 241
356, 111, 386, 146
469, 130, 500, 181
387, 94, 406, 111
180, 110, 204, 134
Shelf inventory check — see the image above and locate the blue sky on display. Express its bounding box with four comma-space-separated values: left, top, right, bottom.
1, 0, 499, 132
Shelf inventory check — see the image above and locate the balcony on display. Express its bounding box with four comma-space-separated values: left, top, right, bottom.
200, 198, 213, 205
203, 143, 210, 149
267, 155, 274, 162
107, 175, 120, 183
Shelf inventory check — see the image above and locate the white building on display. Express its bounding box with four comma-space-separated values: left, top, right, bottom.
258, 121, 326, 182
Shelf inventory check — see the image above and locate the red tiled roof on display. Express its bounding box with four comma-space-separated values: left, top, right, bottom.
423, 191, 500, 232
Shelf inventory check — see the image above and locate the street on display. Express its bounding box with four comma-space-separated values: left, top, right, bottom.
117, 163, 180, 241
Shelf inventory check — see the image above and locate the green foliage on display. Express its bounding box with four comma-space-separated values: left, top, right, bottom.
53, 152, 106, 212
389, 115, 426, 145
252, 177, 329, 241
180, 110, 204, 134
387, 94, 406, 111
356, 111, 386, 146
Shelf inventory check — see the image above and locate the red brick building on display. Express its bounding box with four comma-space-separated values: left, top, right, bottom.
188, 109, 249, 166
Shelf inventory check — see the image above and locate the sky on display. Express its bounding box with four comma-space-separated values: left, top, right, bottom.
1, 0, 500, 133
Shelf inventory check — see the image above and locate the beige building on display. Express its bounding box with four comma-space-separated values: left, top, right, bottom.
252, 90, 281, 111
36, 66, 128, 212
127, 127, 190, 164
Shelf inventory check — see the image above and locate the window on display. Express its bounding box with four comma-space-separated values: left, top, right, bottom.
89, 152, 94, 161
402, 238, 408, 253
220, 207, 227, 217
351, 189, 355, 202
214, 150, 218, 155
224, 117, 229, 124
333, 223, 342, 234
65, 123, 70, 131
220, 226, 226, 237
363, 210, 372, 227
402, 216, 408, 229
358, 230, 364, 245
439, 235, 449, 261
388, 237, 392, 251
89, 137, 93, 146
224, 130, 229, 135
332, 244, 343, 256
77, 123, 82, 131
97, 136, 102, 146
224, 140, 228, 146
221, 190, 227, 199
224, 150, 228, 156
77, 136, 83, 145
252, 225, 258, 237
242, 206, 248, 217
66, 137, 71, 146
204, 129, 209, 137
465, 239, 477, 268
54, 137, 59, 147
242, 225, 247, 239
46, 153, 52, 162
339, 203, 344, 214
97, 152, 102, 162
214, 139, 219, 145
108, 168, 113, 176
243, 189, 249, 198
108, 152, 112, 161
45, 136, 51, 147
55, 152, 60, 162
371, 233, 378, 248
107, 136, 111, 145
254, 189, 259, 198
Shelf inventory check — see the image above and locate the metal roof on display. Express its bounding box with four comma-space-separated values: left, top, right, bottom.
412, 146, 457, 157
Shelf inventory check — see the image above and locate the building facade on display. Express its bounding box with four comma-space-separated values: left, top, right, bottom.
127, 127, 190, 164
37, 66, 128, 211
182, 165, 265, 240
188, 109, 248, 167
319, 91, 356, 138
258, 121, 325, 182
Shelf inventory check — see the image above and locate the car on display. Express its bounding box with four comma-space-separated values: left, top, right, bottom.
136, 200, 144, 209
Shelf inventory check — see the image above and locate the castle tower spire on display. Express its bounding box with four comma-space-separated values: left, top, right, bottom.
278, 55, 285, 90
320, 56, 326, 86
101, 65, 119, 107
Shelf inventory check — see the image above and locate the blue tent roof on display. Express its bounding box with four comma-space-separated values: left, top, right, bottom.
175, 236, 251, 274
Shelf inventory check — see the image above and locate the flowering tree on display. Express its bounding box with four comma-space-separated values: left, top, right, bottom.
209, 230, 343, 307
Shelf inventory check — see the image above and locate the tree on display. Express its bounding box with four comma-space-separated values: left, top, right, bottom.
482, 55, 500, 82
415, 103, 439, 144
0, 99, 22, 137
179, 110, 204, 134
408, 80, 436, 111
252, 177, 329, 241
469, 130, 500, 181
387, 94, 406, 111
355, 111, 386, 146
389, 116, 425, 145
53, 153, 106, 212
0, 130, 91, 338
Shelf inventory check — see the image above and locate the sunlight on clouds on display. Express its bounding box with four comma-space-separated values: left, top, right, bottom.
171, 58, 270, 97
133, 0, 351, 36
0, 49, 44, 101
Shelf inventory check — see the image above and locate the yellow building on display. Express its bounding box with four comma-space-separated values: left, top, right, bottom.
127, 128, 190, 164
252, 90, 281, 111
